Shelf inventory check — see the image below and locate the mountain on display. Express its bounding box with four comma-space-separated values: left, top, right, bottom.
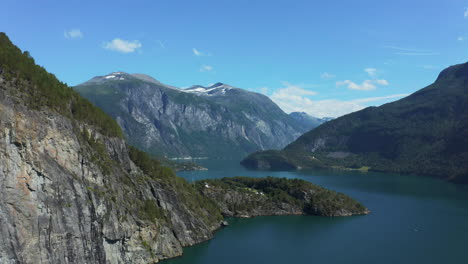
289, 112, 331, 131
0, 32, 367, 263
0, 32, 225, 263
242, 62, 468, 183
75, 74, 310, 158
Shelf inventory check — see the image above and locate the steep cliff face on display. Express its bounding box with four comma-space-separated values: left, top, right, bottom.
75, 74, 308, 158
0, 33, 223, 263
0, 79, 224, 263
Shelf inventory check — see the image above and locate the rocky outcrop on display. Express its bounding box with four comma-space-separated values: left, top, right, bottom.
75, 73, 310, 158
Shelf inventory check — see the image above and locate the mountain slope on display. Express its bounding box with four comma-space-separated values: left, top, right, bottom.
242, 62, 468, 183
75, 75, 309, 158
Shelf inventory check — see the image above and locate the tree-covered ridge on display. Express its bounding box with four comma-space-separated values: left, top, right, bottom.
0, 32, 122, 138
242, 62, 468, 183
196, 176, 368, 217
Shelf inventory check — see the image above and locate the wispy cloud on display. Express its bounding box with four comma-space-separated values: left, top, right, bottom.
103, 38, 142, 53
384, 45, 438, 56
364, 68, 377, 77
394, 52, 439, 56
193, 48, 211, 56
64, 29, 83, 39
458, 36, 465, 41
336, 79, 388, 91
193, 48, 202, 56
336, 80, 376, 91
465, 8, 468, 18
352, 93, 410, 103
374, 79, 389, 85
257, 87, 269, 95
200, 65, 213, 72
383, 46, 430, 52
321, 72, 336, 79
421, 65, 438, 70
280, 82, 317, 95
157, 40, 166, 48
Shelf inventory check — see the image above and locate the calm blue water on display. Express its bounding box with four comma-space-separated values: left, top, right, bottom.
164, 159, 468, 264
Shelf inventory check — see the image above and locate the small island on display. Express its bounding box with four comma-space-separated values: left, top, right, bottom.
195, 176, 369, 218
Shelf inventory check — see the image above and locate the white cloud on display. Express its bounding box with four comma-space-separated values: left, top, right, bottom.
336, 78, 389, 91
465, 8, 468, 18
266, 81, 406, 118
193, 48, 211, 56
193, 48, 202, 56
336, 80, 375, 91
64, 29, 83, 39
103, 38, 142, 53
374, 79, 389, 85
200, 65, 213, 72
364, 68, 377, 77
458, 36, 464, 41
272, 92, 407, 118
275, 97, 365, 118
321, 72, 336, 79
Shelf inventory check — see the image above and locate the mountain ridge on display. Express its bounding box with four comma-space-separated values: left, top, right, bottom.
242, 62, 468, 183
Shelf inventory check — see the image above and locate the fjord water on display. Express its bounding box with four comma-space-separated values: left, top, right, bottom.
166, 159, 468, 264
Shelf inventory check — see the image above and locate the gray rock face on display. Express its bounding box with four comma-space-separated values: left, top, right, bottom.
75, 73, 309, 158
0, 77, 221, 263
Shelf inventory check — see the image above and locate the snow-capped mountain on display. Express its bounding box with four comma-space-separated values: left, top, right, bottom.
183, 83, 234, 96
75, 73, 312, 158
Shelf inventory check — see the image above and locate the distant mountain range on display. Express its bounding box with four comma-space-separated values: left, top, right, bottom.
242, 62, 468, 183
289, 112, 332, 131
75, 73, 324, 158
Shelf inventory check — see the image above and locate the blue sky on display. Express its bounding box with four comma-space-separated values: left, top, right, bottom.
2, 0, 468, 117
